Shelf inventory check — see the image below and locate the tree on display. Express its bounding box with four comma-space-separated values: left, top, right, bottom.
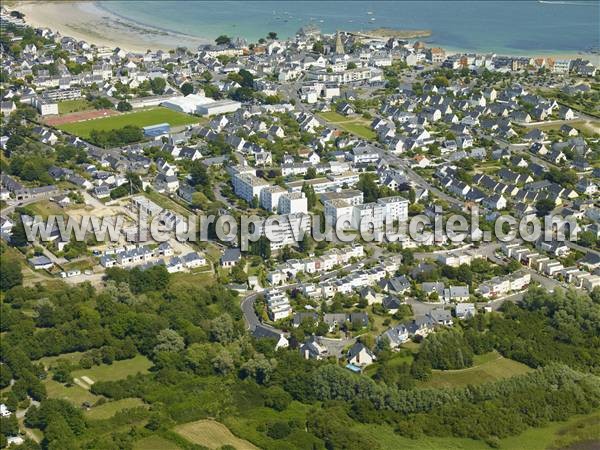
305, 166, 317, 180
578, 231, 597, 249
357, 173, 381, 202
201, 70, 213, 82
0, 259, 22, 291
231, 260, 248, 284
209, 314, 237, 343
267, 31, 278, 40
312, 41, 324, 54
301, 183, 317, 210
347, 62, 357, 70
9, 215, 29, 248
181, 82, 193, 96
535, 198, 555, 217
154, 329, 185, 354
215, 35, 231, 45
116, 100, 132, 112
150, 77, 166, 95
416, 329, 474, 370
240, 354, 277, 384
189, 160, 210, 186
238, 69, 255, 88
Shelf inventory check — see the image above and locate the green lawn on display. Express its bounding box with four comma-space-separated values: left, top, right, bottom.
45, 379, 100, 406
71, 355, 152, 384
21, 200, 66, 220
364, 350, 414, 377
534, 119, 600, 137
169, 270, 215, 286
85, 398, 147, 420
175, 419, 259, 450
499, 412, 600, 450
133, 435, 182, 450
58, 98, 93, 114
318, 111, 376, 140
143, 190, 192, 217
58, 107, 200, 138
355, 411, 600, 450
418, 351, 532, 389
37, 351, 85, 369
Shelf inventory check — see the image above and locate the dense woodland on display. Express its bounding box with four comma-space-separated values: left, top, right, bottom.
1, 239, 600, 450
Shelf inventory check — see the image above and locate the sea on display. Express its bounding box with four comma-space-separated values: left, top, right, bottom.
99, 0, 599, 55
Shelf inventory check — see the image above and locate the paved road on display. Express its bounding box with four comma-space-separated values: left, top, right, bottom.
280, 75, 465, 210
240, 246, 383, 331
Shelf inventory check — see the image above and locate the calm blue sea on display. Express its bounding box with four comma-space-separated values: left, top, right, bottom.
99, 0, 599, 55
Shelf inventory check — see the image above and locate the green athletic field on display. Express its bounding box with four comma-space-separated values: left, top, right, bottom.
57, 107, 200, 138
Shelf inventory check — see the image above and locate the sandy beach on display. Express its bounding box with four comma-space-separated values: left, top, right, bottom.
9, 1, 600, 64
12, 1, 210, 53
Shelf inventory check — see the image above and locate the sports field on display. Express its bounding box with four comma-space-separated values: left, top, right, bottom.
57, 107, 200, 138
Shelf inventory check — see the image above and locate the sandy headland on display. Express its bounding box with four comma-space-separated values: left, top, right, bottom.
12, 1, 210, 52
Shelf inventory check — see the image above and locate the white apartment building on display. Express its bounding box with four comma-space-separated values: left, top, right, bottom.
352, 202, 385, 230
233, 173, 270, 203
376, 196, 409, 223
263, 213, 311, 251
265, 289, 292, 321
35, 97, 58, 116
324, 198, 355, 225
552, 59, 571, 74
278, 192, 308, 215
260, 185, 287, 212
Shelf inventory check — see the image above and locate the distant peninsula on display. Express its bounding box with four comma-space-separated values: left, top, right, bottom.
353, 28, 432, 39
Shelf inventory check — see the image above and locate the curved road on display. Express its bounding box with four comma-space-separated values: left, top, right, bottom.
240, 246, 383, 331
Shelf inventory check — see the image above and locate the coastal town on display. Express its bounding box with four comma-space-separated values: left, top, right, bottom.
0, 3, 599, 449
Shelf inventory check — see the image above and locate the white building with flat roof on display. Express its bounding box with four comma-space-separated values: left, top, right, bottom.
260, 185, 287, 212
324, 198, 354, 225
233, 173, 270, 203
162, 94, 213, 114
265, 289, 292, 321
263, 213, 311, 251
196, 99, 241, 116
377, 196, 409, 223
352, 202, 385, 230
278, 192, 308, 215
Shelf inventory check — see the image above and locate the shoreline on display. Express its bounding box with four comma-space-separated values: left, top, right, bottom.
9, 1, 600, 62
12, 1, 211, 53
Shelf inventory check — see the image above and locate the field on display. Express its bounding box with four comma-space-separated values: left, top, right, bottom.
418, 352, 532, 389
45, 379, 100, 406
533, 119, 600, 137
174, 419, 259, 450
364, 349, 414, 377
37, 351, 85, 369
57, 107, 200, 138
134, 436, 181, 450
58, 98, 93, 115
44, 108, 119, 127
354, 411, 600, 450
20, 200, 66, 220
85, 398, 147, 420
143, 189, 192, 217
318, 111, 376, 140
71, 355, 152, 384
